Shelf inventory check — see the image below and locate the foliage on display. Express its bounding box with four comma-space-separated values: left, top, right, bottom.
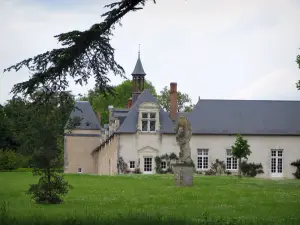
240, 161, 264, 177
231, 134, 251, 178
117, 157, 128, 174
0, 149, 32, 171
4, 1, 156, 99
155, 153, 178, 174
291, 159, 300, 179
0, 105, 19, 150
157, 86, 194, 112
80, 79, 157, 125
1, 173, 300, 225
133, 168, 142, 174
17, 91, 75, 204
0, 150, 18, 171
210, 159, 226, 175
27, 170, 72, 204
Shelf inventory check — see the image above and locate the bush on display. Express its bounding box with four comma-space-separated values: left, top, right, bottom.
0, 149, 18, 171
240, 161, 264, 177
133, 168, 141, 174
16, 154, 32, 168
27, 171, 72, 204
291, 159, 300, 179
210, 159, 226, 175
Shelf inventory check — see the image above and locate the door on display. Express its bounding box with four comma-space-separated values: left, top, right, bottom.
271, 149, 283, 177
143, 157, 153, 174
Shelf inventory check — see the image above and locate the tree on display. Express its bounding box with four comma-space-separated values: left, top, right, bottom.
231, 134, 251, 178
2, 0, 156, 204
157, 86, 194, 112
79, 79, 157, 125
23, 91, 75, 204
3, 1, 156, 100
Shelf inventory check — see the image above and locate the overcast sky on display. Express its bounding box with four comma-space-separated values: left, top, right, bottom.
1, 0, 300, 105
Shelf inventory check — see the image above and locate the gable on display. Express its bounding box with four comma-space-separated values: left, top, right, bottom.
138, 146, 159, 154
116, 89, 175, 134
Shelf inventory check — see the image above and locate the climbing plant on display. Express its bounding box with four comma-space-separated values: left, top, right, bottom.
155, 152, 179, 174
291, 159, 300, 179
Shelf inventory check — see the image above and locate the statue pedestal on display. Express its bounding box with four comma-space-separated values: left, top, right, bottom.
173, 164, 194, 187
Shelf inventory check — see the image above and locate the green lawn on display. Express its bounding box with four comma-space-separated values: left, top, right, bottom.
0, 172, 300, 225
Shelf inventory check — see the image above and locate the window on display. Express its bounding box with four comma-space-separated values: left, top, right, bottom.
271, 149, 283, 175
141, 112, 156, 132
129, 161, 135, 169
161, 161, 167, 169
77, 168, 82, 173
226, 149, 237, 170
197, 149, 209, 169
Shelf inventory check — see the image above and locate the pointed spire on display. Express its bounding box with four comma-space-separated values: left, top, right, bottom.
131, 45, 146, 75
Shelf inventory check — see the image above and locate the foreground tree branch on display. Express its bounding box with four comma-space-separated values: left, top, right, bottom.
3, 0, 156, 98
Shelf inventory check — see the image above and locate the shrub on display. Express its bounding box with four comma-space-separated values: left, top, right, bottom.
117, 157, 128, 174
27, 171, 72, 204
240, 161, 264, 177
204, 170, 216, 176
133, 168, 141, 174
291, 159, 300, 179
17, 154, 32, 168
0, 149, 18, 171
155, 153, 179, 174
210, 159, 226, 175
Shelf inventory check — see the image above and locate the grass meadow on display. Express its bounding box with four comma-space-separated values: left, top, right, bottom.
0, 172, 300, 225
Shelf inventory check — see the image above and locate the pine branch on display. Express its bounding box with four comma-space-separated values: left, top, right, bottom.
3, 0, 155, 99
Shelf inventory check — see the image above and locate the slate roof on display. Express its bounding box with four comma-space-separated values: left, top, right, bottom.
188, 99, 300, 135
66, 101, 101, 130
116, 89, 175, 134
110, 108, 129, 127
131, 55, 146, 75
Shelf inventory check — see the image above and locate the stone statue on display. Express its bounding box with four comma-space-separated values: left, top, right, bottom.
174, 113, 192, 164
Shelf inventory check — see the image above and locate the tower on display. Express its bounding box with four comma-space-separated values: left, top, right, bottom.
131, 46, 146, 104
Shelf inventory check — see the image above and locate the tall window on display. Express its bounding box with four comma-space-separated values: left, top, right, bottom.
141, 112, 156, 132
197, 149, 209, 169
226, 149, 237, 170
271, 149, 283, 174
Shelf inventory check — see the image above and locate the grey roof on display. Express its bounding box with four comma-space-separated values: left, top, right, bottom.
188, 99, 300, 135
66, 101, 101, 130
116, 89, 175, 134
131, 55, 146, 75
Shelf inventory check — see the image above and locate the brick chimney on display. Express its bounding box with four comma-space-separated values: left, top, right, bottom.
127, 97, 132, 108
169, 82, 178, 121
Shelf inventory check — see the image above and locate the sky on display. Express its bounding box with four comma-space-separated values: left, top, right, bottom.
0, 0, 300, 105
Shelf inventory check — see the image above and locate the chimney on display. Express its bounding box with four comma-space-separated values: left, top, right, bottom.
170, 82, 178, 121
97, 112, 101, 122
127, 97, 132, 108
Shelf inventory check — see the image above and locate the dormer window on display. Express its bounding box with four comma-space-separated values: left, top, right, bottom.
141, 112, 156, 132
138, 102, 160, 133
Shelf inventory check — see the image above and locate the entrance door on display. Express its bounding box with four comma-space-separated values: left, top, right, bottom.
143, 157, 153, 174
271, 149, 283, 177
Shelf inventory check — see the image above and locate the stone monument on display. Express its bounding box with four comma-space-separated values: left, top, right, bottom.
173, 113, 194, 187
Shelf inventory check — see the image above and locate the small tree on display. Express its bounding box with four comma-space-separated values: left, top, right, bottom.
231, 134, 251, 178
